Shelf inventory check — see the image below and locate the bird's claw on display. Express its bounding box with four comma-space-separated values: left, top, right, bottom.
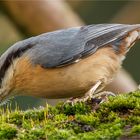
64, 91, 116, 106
93, 91, 116, 103
64, 97, 86, 106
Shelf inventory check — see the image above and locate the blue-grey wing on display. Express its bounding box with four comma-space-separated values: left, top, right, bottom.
26, 24, 140, 68
1, 24, 139, 85
3, 24, 140, 69
26, 27, 85, 68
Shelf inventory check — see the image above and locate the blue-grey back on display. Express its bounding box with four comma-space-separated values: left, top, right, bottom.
0, 24, 140, 85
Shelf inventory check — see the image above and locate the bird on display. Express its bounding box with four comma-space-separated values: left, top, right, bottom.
0, 24, 140, 105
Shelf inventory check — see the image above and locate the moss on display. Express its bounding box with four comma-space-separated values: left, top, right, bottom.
0, 90, 140, 139
47, 129, 75, 140
99, 93, 140, 113
58, 102, 91, 115
0, 123, 17, 139
7, 111, 24, 125
127, 116, 140, 125
17, 127, 46, 140
24, 109, 45, 121
130, 125, 140, 135
76, 113, 99, 125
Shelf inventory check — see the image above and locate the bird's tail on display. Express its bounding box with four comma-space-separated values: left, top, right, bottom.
81, 24, 140, 55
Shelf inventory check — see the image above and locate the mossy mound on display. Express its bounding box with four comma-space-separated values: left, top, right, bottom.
0, 91, 140, 140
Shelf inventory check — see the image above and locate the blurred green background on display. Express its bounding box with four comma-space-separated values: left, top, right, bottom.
0, 0, 140, 110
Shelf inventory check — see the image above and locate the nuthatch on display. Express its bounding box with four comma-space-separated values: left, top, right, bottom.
0, 24, 140, 104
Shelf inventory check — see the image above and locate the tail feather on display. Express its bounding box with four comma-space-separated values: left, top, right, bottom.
79, 24, 140, 54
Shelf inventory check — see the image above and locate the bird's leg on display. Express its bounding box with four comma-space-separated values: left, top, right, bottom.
78, 82, 116, 103
64, 80, 102, 105
64, 80, 116, 105
81, 80, 102, 101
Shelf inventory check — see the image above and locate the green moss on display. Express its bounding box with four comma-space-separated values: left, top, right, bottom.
59, 102, 91, 115
0, 123, 17, 139
0, 90, 140, 139
130, 125, 140, 135
24, 109, 45, 121
99, 93, 140, 113
127, 116, 140, 125
47, 129, 75, 140
7, 111, 24, 125
17, 127, 46, 140
75, 113, 100, 126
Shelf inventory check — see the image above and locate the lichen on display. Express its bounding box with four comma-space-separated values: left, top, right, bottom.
0, 90, 140, 140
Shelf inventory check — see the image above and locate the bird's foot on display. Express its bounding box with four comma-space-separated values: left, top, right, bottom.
91, 91, 116, 104
64, 97, 87, 106
64, 80, 102, 106
64, 80, 116, 106
64, 90, 115, 107
88, 91, 116, 111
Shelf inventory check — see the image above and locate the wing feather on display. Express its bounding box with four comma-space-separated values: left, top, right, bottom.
8, 24, 140, 68
26, 24, 140, 67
